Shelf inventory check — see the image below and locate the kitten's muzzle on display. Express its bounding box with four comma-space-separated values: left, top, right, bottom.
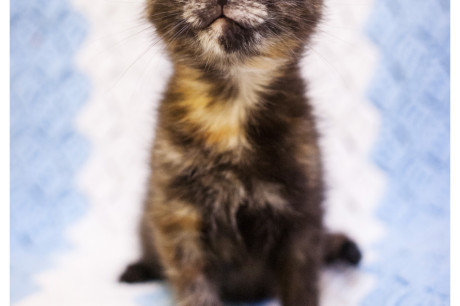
204, 5, 246, 30
184, 0, 267, 31
217, 0, 228, 6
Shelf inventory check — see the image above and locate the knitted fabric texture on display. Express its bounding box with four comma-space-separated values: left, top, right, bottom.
10, 0, 450, 304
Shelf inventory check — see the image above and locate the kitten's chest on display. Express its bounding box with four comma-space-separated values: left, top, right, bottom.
203, 197, 287, 259
190, 164, 292, 256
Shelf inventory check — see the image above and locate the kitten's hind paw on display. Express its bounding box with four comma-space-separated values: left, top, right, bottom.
119, 262, 163, 283
323, 233, 362, 266
339, 239, 362, 266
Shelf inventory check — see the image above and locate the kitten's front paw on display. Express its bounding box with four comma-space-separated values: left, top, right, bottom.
177, 282, 223, 306
177, 294, 223, 306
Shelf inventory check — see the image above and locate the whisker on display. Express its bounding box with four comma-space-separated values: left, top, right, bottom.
103, 40, 158, 96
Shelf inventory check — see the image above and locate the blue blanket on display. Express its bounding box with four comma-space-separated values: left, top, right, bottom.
10, 0, 450, 304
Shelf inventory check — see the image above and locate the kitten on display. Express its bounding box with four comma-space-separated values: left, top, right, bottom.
120, 0, 362, 305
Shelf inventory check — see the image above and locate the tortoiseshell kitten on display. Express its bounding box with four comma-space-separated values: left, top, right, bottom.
120, 0, 362, 305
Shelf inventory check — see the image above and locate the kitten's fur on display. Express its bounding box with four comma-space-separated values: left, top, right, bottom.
120, 0, 362, 305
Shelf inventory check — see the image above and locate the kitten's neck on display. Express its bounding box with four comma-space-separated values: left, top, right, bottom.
165, 57, 297, 153
174, 56, 292, 104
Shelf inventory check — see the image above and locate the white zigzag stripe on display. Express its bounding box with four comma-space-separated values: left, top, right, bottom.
304, 2, 385, 305
15, 1, 385, 305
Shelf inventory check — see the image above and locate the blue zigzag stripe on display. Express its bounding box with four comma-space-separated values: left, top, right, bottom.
10, 0, 90, 302
362, 0, 450, 304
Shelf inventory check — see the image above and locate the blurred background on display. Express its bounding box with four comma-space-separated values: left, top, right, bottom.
10, 0, 450, 305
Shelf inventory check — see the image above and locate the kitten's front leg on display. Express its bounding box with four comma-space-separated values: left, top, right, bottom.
277, 227, 323, 306
149, 199, 222, 306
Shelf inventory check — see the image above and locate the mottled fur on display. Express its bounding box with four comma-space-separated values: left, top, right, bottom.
120, 1, 361, 305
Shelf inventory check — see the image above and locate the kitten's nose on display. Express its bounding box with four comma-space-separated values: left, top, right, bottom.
217, 0, 228, 6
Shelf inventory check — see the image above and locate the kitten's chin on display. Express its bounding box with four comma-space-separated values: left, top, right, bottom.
209, 17, 228, 33
208, 16, 245, 34
199, 17, 253, 56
